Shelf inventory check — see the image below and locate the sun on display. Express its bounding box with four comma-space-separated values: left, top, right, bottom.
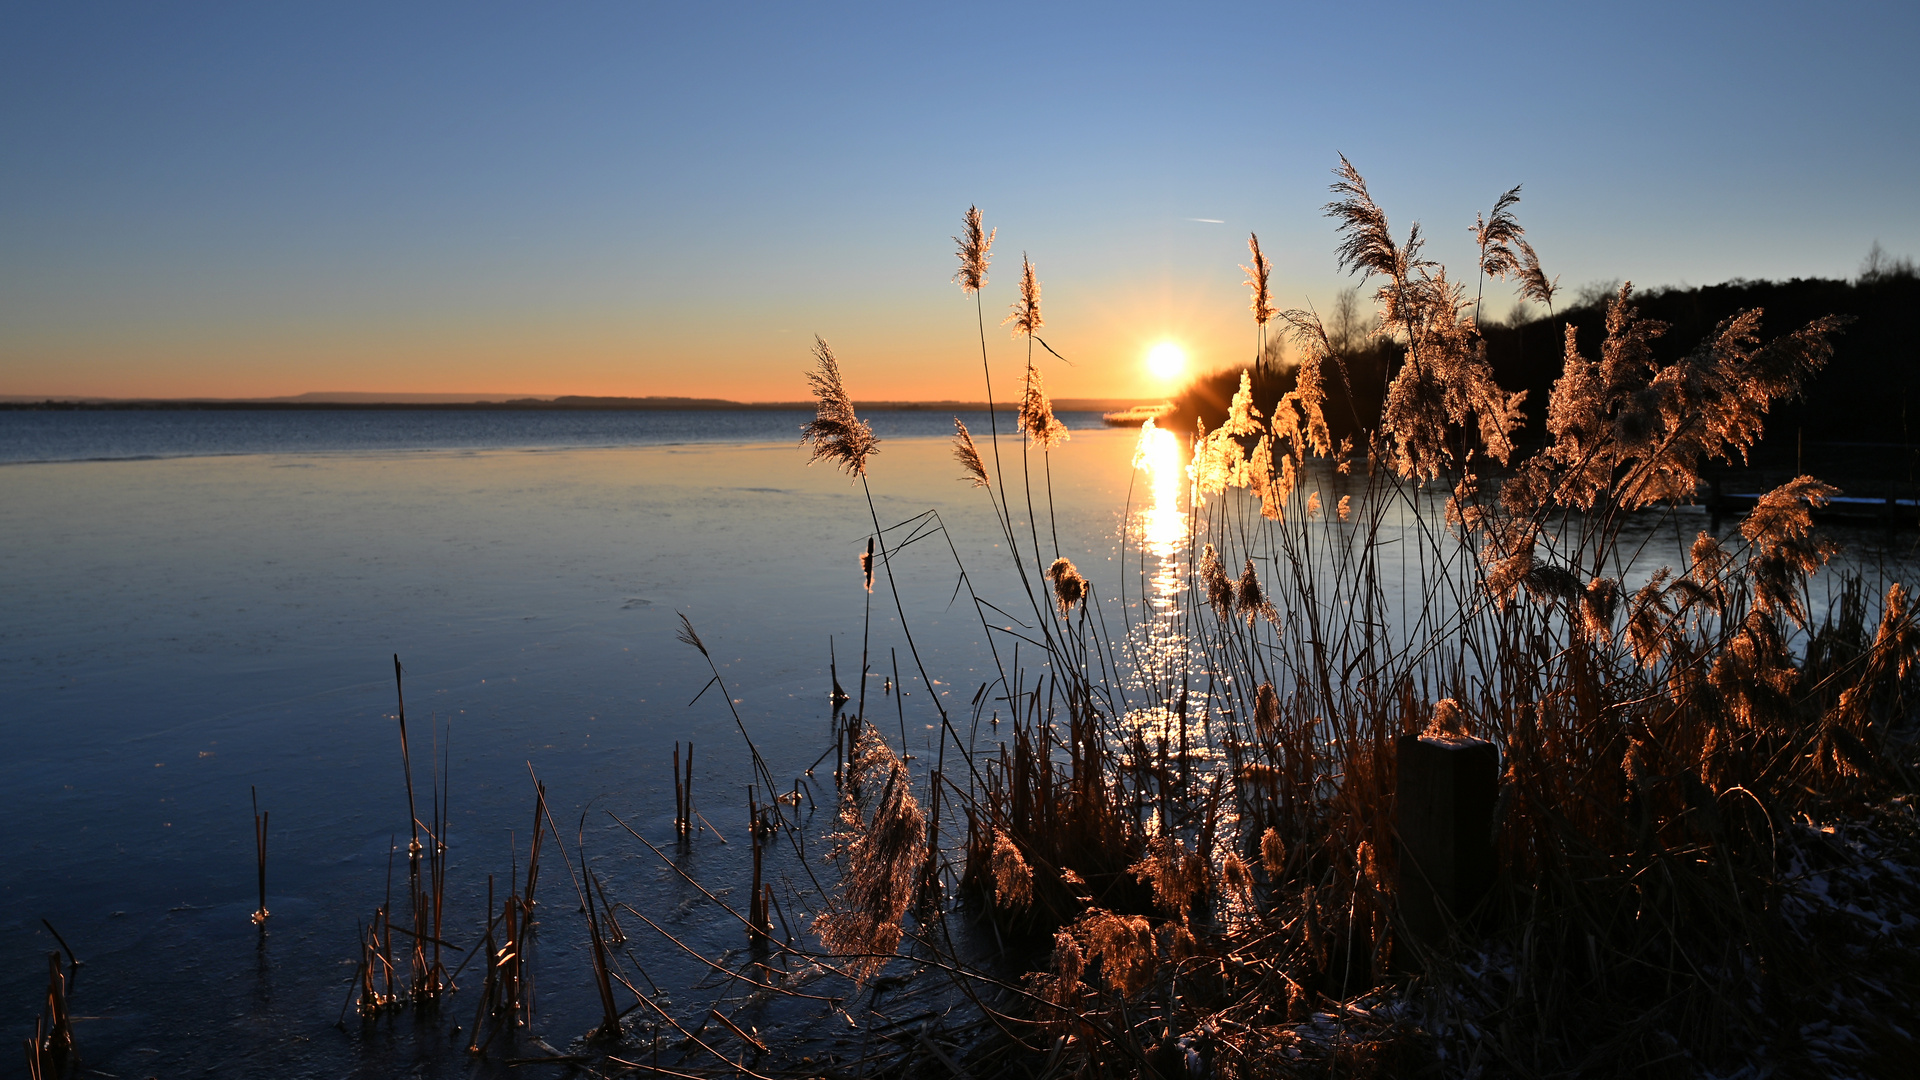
1146, 341, 1186, 381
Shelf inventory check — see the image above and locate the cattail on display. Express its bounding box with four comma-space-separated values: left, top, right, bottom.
1003, 253, 1042, 336
861, 537, 874, 594
800, 337, 879, 476
1047, 557, 1088, 615
1242, 233, 1275, 327
1019, 364, 1070, 449
952, 205, 994, 294
1260, 827, 1286, 877
990, 829, 1033, 910
1423, 698, 1469, 740
952, 418, 990, 488
1337, 493, 1352, 521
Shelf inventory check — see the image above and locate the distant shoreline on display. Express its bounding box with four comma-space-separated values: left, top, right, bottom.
0, 394, 1156, 413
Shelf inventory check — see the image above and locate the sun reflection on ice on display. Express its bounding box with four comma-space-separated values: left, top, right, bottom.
1131, 418, 1187, 602
1124, 418, 1208, 761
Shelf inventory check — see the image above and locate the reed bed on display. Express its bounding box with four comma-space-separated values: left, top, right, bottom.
778, 165, 1920, 1078
72, 157, 1902, 1078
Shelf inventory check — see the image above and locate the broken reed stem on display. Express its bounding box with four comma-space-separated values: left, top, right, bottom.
251, 785, 269, 925
26, 947, 76, 1079
748, 790, 769, 944
579, 848, 622, 1039
673, 742, 692, 841
859, 536, 874, 724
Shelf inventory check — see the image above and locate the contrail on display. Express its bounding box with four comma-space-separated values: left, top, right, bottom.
1186, 218, 1225, 224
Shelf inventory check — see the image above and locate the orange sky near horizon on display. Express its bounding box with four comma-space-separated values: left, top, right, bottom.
2, 262, 1272, 403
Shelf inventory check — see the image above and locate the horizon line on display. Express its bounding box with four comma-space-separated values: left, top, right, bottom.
0, 391, 1167, 411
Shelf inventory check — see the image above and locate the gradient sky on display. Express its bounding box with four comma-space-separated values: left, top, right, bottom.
2, 2, 1915, 401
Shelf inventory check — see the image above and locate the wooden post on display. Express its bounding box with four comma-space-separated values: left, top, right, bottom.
1394, 733, 1498, 951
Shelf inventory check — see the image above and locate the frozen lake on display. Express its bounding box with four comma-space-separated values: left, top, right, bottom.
0, 408, 1143, 1076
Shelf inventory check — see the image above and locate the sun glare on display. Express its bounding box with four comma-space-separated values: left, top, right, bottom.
1146, 342, 1186, 381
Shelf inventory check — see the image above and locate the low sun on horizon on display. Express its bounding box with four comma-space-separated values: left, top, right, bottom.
1146, 341, 1187, 382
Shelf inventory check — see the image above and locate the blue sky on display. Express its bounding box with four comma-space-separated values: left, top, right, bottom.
2, 1, 1914, 399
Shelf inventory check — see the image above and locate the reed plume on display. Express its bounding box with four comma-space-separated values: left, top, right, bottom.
800, 336, 878, 476
990, 830, 1034, 910
1200, 543, 1234, 621
1242, 232, 1275, 327
1047, 557, 1088, 615
1326, 155, 1399, 283
1516, 238, 1559, 312
1235, 557, 1274, 627
1003, 253, 1042, 336
952, 418, 990, 488
1078, 910, 1156, 997
1259, 827, 1286, 877
1019, 364, 1069, 449
674, 611, 707, 657
952, 205, 994, 294
814, 723, 926, 982
1472, 185, 1524, 281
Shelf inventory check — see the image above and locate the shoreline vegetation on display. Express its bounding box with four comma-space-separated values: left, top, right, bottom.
26, 165, 1920, 1079
1163, 256, 1920, 452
